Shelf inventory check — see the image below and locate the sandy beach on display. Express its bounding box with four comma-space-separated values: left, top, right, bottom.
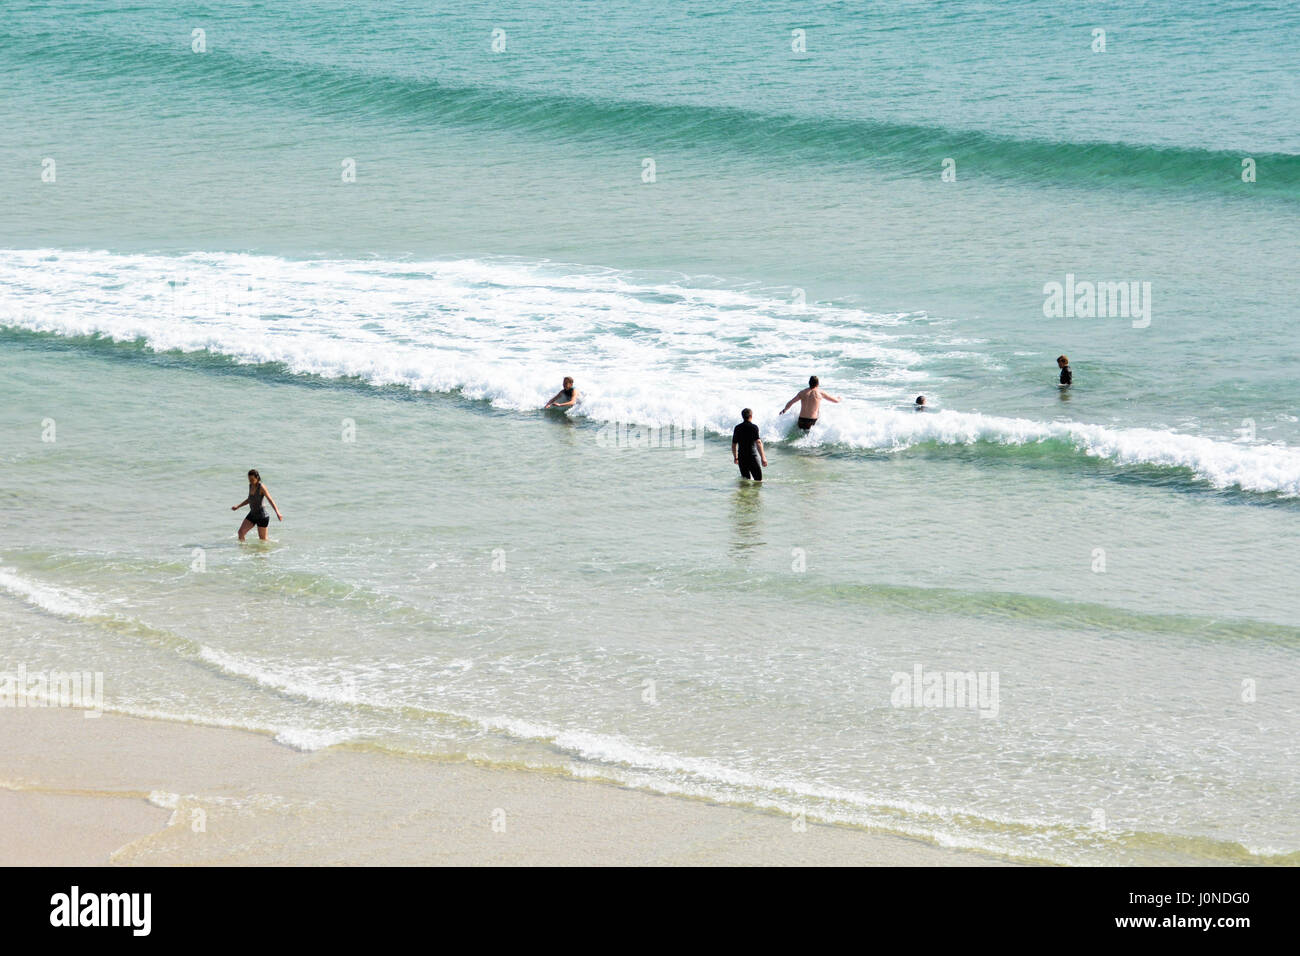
1, 707, 1013, 866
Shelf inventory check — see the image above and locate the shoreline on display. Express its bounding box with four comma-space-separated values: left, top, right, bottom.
2, 707, 1016, 866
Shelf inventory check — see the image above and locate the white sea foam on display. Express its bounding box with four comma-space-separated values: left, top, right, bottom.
3, 248, 1298, 495
198, 645, 380, 709
0, 565, 104, 619
272, 726, 358, 751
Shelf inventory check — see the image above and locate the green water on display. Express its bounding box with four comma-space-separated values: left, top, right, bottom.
4, 342, 1297, 865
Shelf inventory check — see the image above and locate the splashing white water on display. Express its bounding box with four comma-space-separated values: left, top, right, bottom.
3, 248, 1298, 495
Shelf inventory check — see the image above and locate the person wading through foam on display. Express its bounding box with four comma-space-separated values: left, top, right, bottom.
544, 376, 580, 410
780, 375, 841, 432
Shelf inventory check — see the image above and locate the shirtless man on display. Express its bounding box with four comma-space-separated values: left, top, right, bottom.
780, 375, 841, 431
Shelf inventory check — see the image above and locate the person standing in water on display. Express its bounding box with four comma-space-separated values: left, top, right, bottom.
232, 469, 282, 542
732, 408, 768, 481
1057, 355, 1073, 386
780, 375, 841, 431
544, 376, 580, 409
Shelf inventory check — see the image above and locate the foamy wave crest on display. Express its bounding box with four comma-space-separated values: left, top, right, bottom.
0, 565, 105, 619
3, 248, 1298, 496
810, 408, 1300, 496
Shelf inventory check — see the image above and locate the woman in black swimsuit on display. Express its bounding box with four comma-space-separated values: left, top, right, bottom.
232, 468, 283, 542
544, 376, 580, 409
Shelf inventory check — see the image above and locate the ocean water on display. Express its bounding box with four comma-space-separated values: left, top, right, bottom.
2, 0, 1298, 865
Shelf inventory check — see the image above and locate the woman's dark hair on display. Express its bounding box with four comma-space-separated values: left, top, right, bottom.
563, 376, 574, 388
248, 469, 261, 482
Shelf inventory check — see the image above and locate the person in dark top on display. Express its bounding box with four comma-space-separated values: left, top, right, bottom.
1057, 355, 1073, 386
232, 468, 282, 542
544, 376, 580, 409
731, 408, 768, 481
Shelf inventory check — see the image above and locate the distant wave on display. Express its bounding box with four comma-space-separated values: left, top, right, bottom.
6, 28, 1297, 197
4, 247, 1300, 497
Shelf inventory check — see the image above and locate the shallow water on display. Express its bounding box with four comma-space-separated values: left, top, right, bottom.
2, 0, 1298, 864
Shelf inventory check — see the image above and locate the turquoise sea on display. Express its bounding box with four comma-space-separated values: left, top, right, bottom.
2, 0, 1298, 864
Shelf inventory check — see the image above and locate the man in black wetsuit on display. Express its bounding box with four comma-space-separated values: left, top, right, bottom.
1057, 355, 1073, 386
731, 408, 768, 481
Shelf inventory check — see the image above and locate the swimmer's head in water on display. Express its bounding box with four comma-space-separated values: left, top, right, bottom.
809, 375, 819, 388
915, 395, 926, 406
1057, 355, 1069, 368
741, 407, 753, 421
562, 376, 574, 388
